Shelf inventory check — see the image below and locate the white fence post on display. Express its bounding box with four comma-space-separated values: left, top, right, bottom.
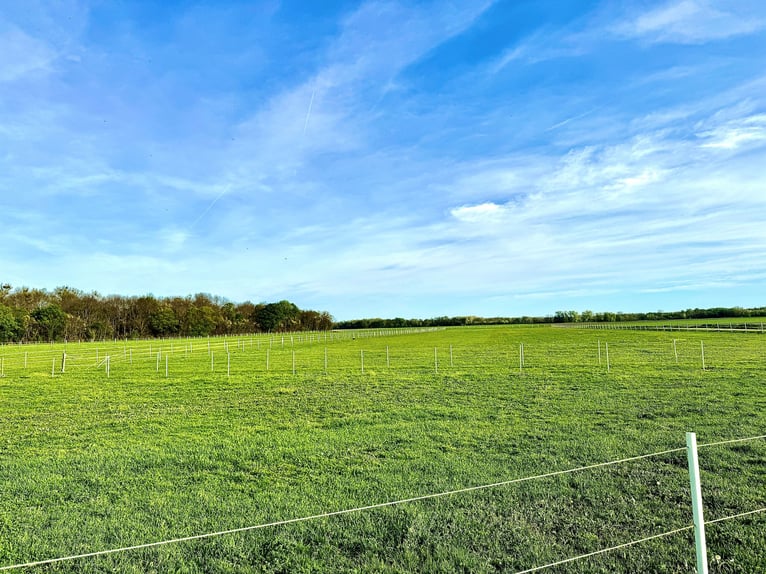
686, 432, 709, 574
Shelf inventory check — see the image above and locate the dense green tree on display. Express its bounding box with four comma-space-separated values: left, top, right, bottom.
554, 310, 579, 323
149, 305, 180, 336
31, 304, 67, 341
235, 301, 258, 333
0, 304, 20, 342
184, 305, 217, 336
85, 320, 114, 341
253, 300, 300, 332
127, 296, 159, 338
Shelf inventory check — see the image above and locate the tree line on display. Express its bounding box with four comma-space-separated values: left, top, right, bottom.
333, 315, 553, 329
0, 284, 333, 343
551, 306, 766, 323
334, 306, 766, 329
1, 282, 760, 343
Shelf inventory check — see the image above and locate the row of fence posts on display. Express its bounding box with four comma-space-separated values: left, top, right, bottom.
198, 345, 459, 376
2, 328, 444, 350
580, 322, 765, 334
18, 338, 721, 380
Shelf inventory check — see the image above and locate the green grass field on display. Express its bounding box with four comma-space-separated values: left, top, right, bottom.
1, 326, 764, 572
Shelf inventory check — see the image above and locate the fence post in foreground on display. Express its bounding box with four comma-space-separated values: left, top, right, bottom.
686, 432, 709, 574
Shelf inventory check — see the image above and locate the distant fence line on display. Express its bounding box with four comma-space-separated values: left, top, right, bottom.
1, 335, 763, 378
0, 326, 446, 348
561, 322, 766, 333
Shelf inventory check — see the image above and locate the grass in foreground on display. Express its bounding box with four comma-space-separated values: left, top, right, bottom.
0, 326, 764, 572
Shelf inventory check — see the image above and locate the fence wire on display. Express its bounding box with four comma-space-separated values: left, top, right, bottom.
2, 436, 764, 571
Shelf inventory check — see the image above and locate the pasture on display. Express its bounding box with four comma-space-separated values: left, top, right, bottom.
1, 326, 764, 572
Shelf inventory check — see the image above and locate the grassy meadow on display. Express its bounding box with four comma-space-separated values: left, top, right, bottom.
1, 326, 764, 572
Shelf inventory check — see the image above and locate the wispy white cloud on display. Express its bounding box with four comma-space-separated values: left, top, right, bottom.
0, 26, 55, 82
489, 29, 589, 71
490, 0, 765, 78
224, 1, 495, 184
614, 0, 764, 44
323, 102, 766, 305
546, 108, 601, 132
1, 0, 765, 318
450, 202, 506, 223
698, 113, 766, 149
489, 44, 528, 73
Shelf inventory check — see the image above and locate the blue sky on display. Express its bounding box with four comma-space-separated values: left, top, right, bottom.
1, 0, 765, 320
